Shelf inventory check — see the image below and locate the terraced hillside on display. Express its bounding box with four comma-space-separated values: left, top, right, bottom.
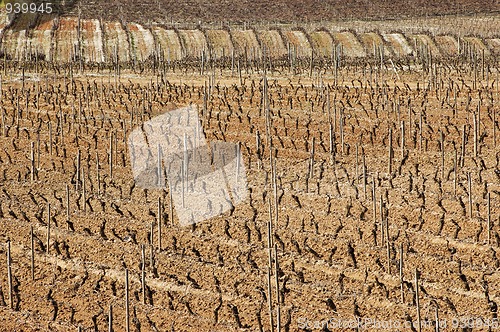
0, 15, 499, 63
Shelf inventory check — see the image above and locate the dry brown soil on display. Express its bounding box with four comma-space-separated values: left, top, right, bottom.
0, 62, 499, 331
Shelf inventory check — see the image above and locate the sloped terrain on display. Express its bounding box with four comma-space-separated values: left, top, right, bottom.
0, 16, 498, 63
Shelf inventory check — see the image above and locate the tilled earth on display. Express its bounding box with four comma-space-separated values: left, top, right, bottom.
0, 62, 499, 331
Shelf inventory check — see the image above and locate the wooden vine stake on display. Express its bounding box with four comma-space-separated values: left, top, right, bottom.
380, 195, 384, 247
157, 197, 162, 251
267, 198, 274, 332
109, 132, 113, 180
399, 243, 404, 303
453, 148, 457, 197
31, 226, 35, 280
274, 244, 280, 332
340, 109, 345, 155
46, 203, 51, 254
48, 122, 53, 156
125, 268, 130, 332
468, 172, 472, 219
66, 184, 70, 229
7, 240, 13, 309
267, 198, 273, 252
272, 149, 278, 227
419, 111, 423, 152
309, 137, 315, 180
76, 149, 81, 191
440, 131, 445, 180
169, 186, 174, 227
362, 153, 367, 199
473, 113, 478, 157
355, 144, 359, 184
267, 265, 274, 332
461, 125, 466, 168
415, 269, 422, 332
386, 240, 391, 274
37, 133, 40, 170
141, 245, 146, 304
328, 95, 334, 163
31, 142, 35, 182
487, 192, 491, 245
157, 144, 162, 186
82, 167, 86, 213
1, 109, 5, 136
388, 128, 393, 174
372, 177, 377, 244
400, 121, 405, 159
96, 152, 100, 196
493, 106, 496, 148
108, 304, 113, 332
